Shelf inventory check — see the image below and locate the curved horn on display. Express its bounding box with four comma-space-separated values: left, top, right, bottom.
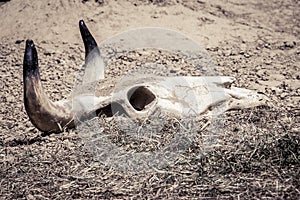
24, 20, 102, 133
23, 40, 74, 133
79, 19, 99, 58
79, 20, 104, 83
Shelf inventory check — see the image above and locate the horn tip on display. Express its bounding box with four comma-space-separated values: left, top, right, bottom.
79, 19, 87, 30
26, 39, 33, 44
25, 39, 35, 49
24, 39, 38, 77
79, 19, 85, 25
25, 39, 35, 51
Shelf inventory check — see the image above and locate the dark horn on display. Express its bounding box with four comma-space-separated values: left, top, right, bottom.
78, 20, 104, 84
23, 40, 39, 80
23, 40, 74, 133
79, 20, 100, 58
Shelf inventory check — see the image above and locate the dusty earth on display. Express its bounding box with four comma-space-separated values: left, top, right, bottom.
0, 0, 299, 199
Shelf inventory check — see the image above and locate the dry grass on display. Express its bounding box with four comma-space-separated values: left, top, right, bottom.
1, 104, 299, 199
0, 0, 299, 197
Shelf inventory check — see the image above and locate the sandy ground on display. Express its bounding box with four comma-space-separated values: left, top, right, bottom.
0, 0, 299, 199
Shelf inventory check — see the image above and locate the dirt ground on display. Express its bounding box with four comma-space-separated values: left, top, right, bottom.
0, 0, 299, 199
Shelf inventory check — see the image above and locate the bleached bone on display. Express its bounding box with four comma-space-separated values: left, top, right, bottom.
23, 20, 268, 133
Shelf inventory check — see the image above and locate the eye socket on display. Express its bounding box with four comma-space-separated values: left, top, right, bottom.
127, 86, 156, 111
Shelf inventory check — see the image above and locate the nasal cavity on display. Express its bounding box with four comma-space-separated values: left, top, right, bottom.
128, 86, 156, 111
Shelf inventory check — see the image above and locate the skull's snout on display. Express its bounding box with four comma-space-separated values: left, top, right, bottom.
127, 86, 156, 112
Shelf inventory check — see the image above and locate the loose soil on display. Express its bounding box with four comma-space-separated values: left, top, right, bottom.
0, 0, 299, 199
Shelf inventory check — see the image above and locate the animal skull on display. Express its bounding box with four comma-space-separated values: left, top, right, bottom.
23, 20, 268, 133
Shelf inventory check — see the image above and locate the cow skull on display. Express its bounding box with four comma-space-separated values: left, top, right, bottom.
23, 20, 268, 133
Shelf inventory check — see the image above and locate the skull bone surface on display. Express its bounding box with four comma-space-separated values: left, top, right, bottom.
23, 20, 268, 133
73, 75, 266, 120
